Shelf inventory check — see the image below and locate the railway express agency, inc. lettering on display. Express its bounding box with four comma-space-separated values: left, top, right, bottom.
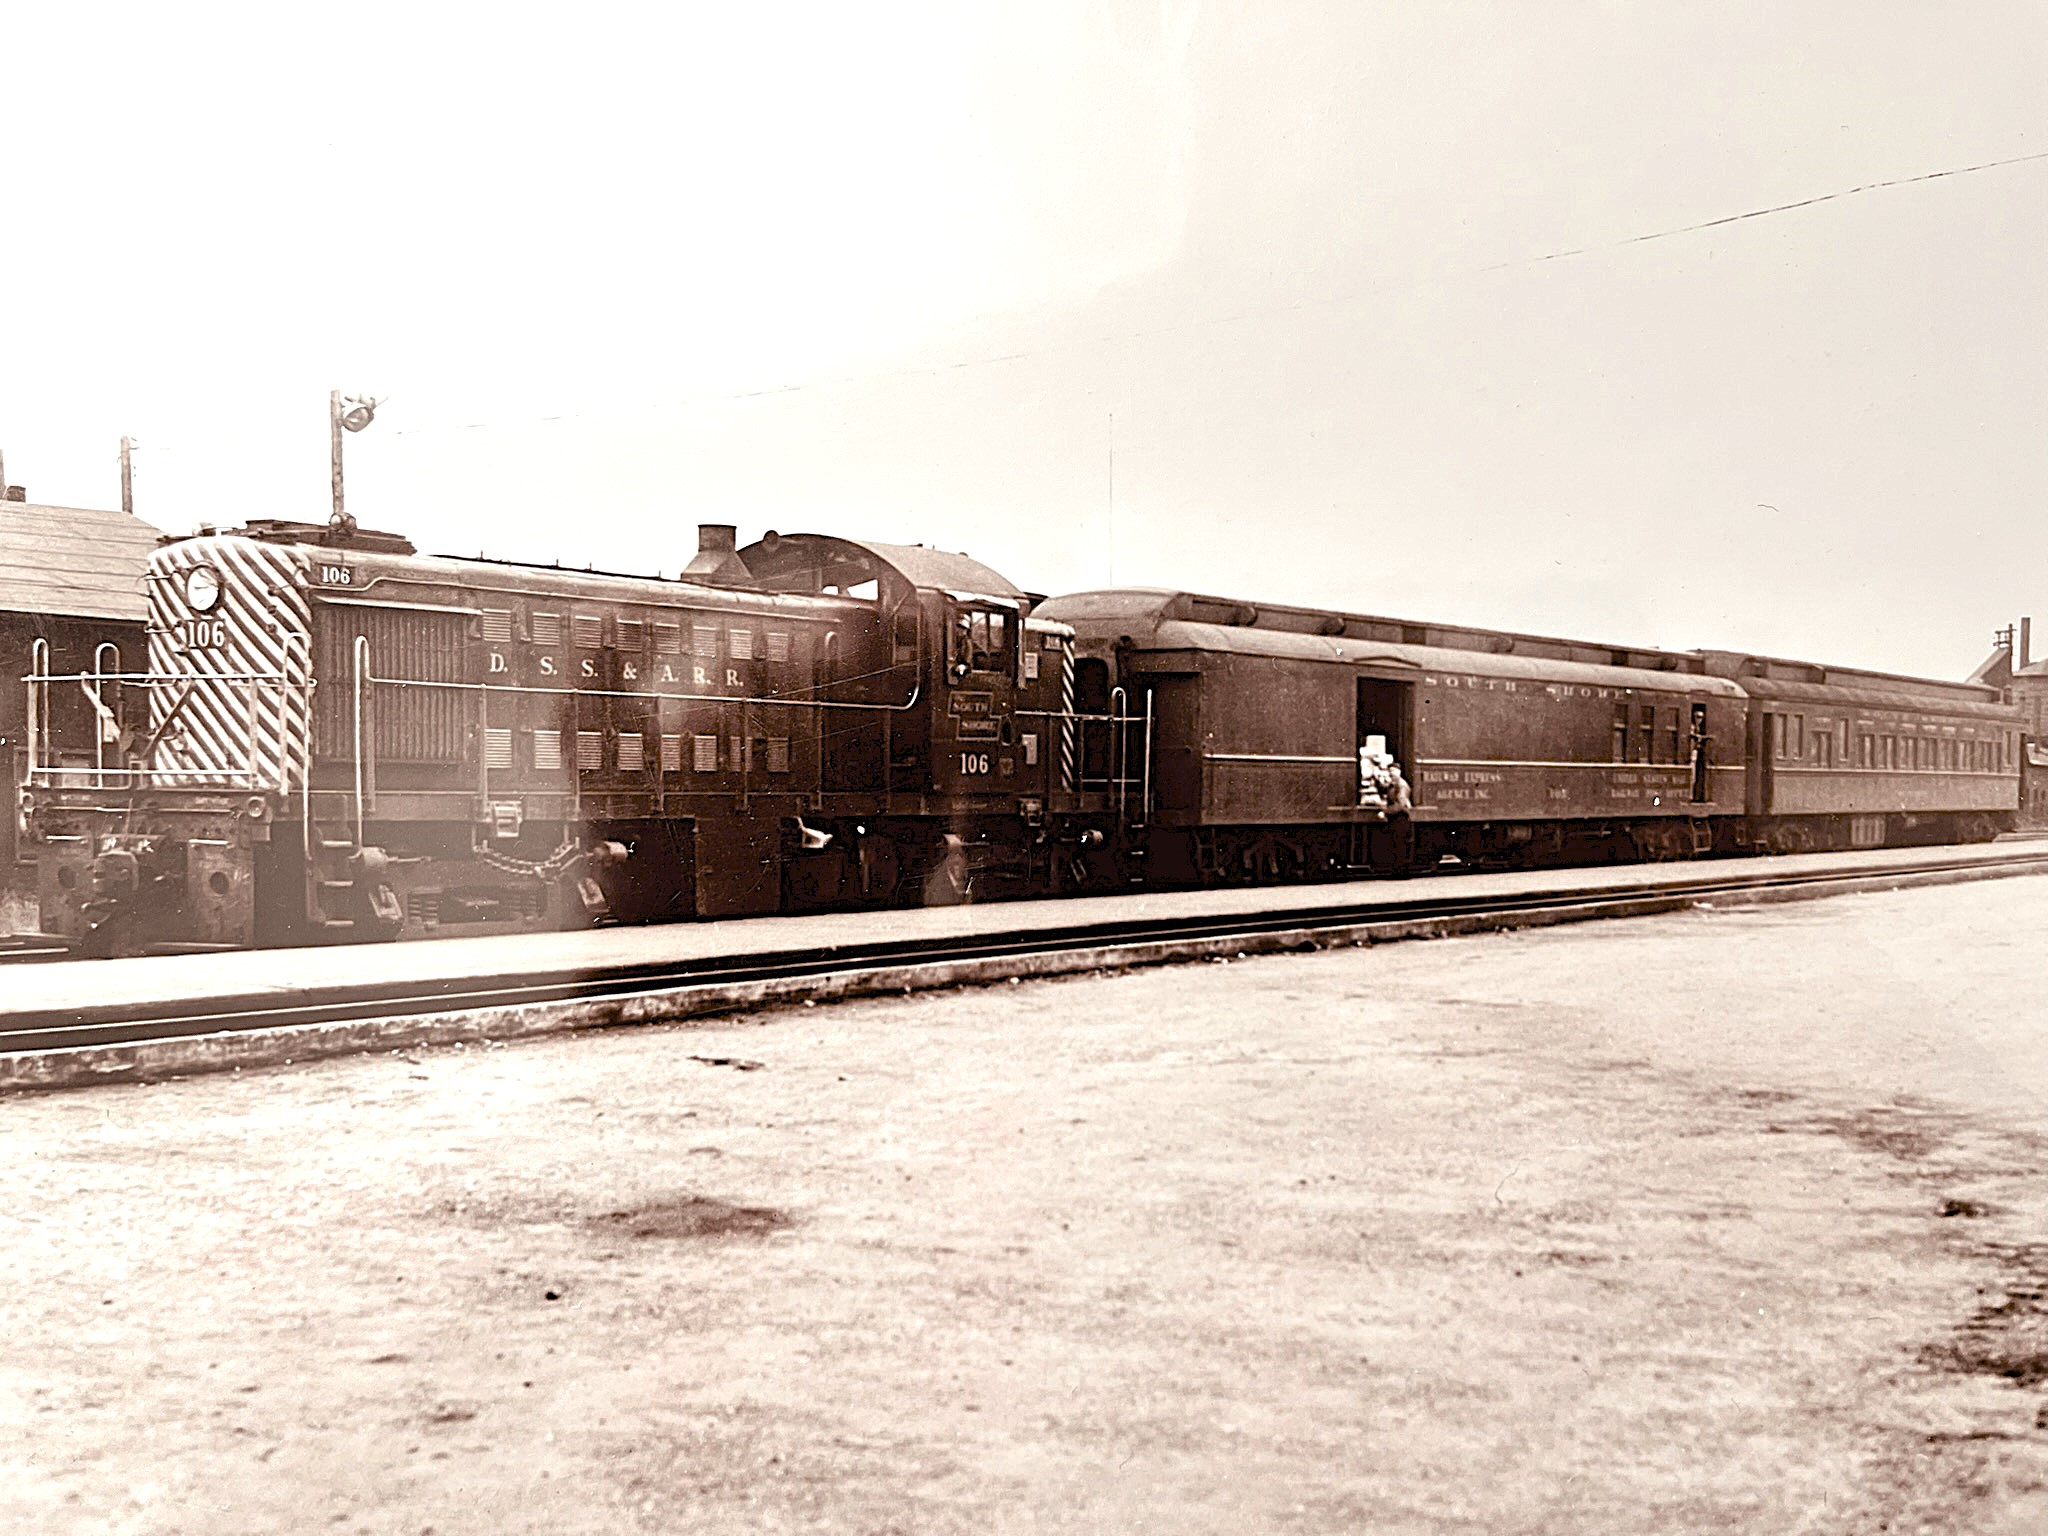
1421, 765, 1694, 804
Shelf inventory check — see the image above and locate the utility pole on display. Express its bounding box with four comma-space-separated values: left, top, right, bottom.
330, 390, 346, 526
119, 437, 135, 516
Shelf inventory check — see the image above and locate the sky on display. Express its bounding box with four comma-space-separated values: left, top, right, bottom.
3, 1, 2042, 679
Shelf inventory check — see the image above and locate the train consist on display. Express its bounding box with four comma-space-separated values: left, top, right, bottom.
19, 516, 2023, 954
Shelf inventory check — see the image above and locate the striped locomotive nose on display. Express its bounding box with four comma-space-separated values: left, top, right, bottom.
146, 538, 313, 791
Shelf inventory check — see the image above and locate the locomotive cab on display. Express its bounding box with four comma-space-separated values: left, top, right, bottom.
937, 594, 1021, 795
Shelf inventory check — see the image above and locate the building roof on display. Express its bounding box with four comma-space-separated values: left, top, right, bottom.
0, 501, 164, 622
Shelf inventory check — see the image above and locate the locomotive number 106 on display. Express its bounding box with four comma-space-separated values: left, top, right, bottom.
179, 618, 229, 650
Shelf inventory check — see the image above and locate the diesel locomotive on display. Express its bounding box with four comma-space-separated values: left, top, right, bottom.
18, 515, 2022, 954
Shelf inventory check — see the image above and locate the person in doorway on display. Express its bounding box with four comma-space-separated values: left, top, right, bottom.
1359, 734, 1416, 873
1358, 735, 1411, 813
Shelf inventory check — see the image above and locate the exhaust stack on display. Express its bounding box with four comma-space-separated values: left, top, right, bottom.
681, 524, 756, 587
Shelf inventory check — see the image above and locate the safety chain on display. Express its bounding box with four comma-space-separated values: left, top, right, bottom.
470, 835, 587, 882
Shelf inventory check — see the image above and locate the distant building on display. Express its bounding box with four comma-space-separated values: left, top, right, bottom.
1969, 618, 2048, 737
1970, 618, 2048, 828
1, 497, 163, 929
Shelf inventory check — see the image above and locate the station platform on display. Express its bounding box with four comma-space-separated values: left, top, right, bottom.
7, 839, 2046, 1025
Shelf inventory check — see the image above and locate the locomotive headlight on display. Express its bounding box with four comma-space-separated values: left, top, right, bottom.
184, 565, 223, 613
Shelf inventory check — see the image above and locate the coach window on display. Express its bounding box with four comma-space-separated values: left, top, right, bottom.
1635, 704, 1655, 763
1611, 705, 1628, 763
1663, 708, 1681, 764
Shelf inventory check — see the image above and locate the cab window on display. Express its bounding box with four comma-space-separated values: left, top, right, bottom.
948, 606, 1011, 680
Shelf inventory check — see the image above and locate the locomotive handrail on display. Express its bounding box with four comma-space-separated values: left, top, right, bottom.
26, 637, 50, 788
29, 669, 929, 714
349, 668, 927, 713
90, 643, 122, 789
28, 766, 264, 781
288, 629, 315, 862
1017, 703, 1152, 814
1110, 687, 1129, 822
317, 595, 483, 617
25, 669, 290, 684
353, 634, 370, 844
23, 664, 297, 796
1141, 687, 1154, 823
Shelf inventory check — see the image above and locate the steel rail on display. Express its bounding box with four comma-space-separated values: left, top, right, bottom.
6, 848, 2047, 1057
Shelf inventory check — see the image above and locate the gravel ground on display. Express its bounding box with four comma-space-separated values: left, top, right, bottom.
7, 877, 2048, 1534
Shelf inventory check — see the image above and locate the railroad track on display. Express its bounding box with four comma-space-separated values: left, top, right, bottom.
7, 847, 2048, 1064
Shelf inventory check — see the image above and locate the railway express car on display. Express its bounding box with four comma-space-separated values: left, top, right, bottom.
22, 518, 1109, 954
1035, 589, 2020, 879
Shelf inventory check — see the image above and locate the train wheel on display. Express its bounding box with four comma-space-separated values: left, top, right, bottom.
1766, 822, 1815, 856
1632, 823, 1690, 862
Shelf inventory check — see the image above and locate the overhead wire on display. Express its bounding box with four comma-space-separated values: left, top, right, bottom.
386, 146, 2048, 439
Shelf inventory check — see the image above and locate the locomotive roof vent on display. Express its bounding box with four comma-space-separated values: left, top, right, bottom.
681, 523, 757, 588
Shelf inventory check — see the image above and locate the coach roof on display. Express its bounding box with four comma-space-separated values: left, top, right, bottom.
1139, 619, 1750, 699
1034, 587, 1709, 672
